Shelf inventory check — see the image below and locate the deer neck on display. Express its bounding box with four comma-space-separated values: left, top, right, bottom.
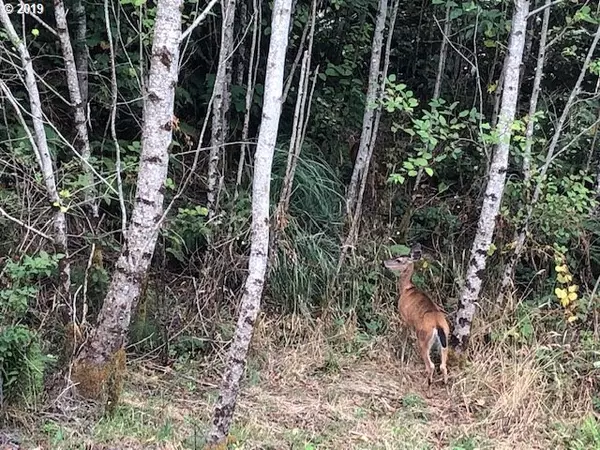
398, 263, 415, 293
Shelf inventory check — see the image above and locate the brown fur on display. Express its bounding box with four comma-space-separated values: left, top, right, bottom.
384, 247, 450, 392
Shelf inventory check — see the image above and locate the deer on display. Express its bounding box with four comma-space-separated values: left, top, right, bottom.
384, 243, 450, 393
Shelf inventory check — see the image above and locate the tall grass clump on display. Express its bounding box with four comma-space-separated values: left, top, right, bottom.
268, 143, 344, 313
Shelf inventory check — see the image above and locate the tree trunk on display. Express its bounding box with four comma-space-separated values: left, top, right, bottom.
207, 0, 237, 219
433, 3, 451, 100
236, 0, 261, 191
347, 0, 398, 244
72, 0, 183, 401
0, 1, 71, 310
275, 0, 317, 227
282, 3, 312, 103
499, 0, 550, 295
500, 17, 600, 296
105, 0, 128, 236
338, 0, 398, 269
72, 0, 89, 110
345, 0, 388, 218
54, 0, 99, 219
205, 0, 292, 443
451, 0, 530, 351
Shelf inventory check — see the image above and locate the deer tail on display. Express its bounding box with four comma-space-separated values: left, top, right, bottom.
436, 326, 447, 348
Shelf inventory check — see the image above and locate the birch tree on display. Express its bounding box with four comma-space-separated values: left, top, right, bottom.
72, 0, 184, 398
205, 0, 292, 442
345, 0, 388, 218
500, 0, 551, 294
451, 0, 530, 351
54, 0, 98, 218
72, 0, 89, 110
207, 0, 237, 219
341, 0, 398, 253
0, 2, 72, 305
235, 0, 261, 191
275, 0, 318, 228
433, 3, 451, 100
501, 16, 600, 295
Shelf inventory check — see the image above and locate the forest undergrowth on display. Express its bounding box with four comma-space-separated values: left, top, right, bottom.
4, 308, 598, 450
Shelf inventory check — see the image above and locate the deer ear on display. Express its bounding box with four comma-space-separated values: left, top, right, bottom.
410, 243, 422, 259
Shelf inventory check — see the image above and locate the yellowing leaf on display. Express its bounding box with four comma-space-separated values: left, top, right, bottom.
568, 285, 579, 293
557, 274, 567, 284
568, 292, 578, 301
565, 274, 573, 282
555, 288, 567, 299
422, 261, 429, 269
487, 82, 497, 94
567, 315, 578, 323
560, 297, 569, 307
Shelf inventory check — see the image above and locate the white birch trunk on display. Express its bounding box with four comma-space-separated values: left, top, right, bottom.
0, 1, 71, 304
500, 17, 600, 295
500, 0, 551, 293
207, 0, 237, 219
205, 0, 292, 441
236, 0, 261, 190
433, 3, 451, 100
54, 0, 98, 218
452, 0, 530, 350
73, 0, 182, 375
282, 7, 311, 103
275, 0, 317, 226
72, 0, 89, 109
338, 0, 398, 268
349, 0, 398, 243
345, 0, 388, 218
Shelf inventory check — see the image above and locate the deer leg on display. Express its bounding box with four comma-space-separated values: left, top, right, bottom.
440, 345, 448, 385
418, 330, 435, 388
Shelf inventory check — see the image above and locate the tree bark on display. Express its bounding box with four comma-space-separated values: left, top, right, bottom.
345, 0, 388, 218
236, 0, 261, 191
433, 3, 451, 100
205, 0, 292, 443
0, 1, 71, 309
72, 0, 183, 399
499, 0, 550, 295
54, 0, 99, 219
337, 0, 398, 269
349, 0, 397, 241
451, 0, 530, 351
207, 0, 237, 219
275, 0, 317, 226
500, 17, 600, 296
72, 0, 89, 110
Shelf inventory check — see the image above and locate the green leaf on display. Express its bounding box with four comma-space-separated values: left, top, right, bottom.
389, 244, 411, 256
408, 170, 418, 177
31, 28, 40, 37
425, 167, 434, 177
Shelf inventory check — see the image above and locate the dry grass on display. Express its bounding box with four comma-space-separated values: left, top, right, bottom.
10, 314, 598, 450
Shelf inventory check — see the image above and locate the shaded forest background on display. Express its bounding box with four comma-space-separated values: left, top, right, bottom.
1, 0, 600, 447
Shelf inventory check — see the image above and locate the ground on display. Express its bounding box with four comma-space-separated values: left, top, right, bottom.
5, 318, 598, 450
